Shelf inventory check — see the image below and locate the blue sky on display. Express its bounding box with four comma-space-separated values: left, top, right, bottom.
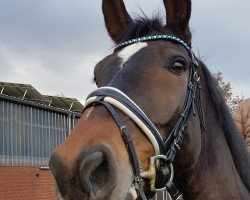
0, 0, 249, 103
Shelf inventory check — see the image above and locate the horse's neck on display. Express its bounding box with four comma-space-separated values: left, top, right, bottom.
179, 88, 250, 199
188, 117, 249, 199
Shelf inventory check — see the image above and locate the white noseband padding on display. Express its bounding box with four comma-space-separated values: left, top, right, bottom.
85, 87, 162, 156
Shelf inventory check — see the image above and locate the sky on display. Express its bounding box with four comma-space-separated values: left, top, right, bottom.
0, 0, 249, 104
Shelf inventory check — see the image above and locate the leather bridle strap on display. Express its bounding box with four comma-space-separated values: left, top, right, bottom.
164, 57, 200, 164
160, 57, 200, 200
84, 96, 148, 200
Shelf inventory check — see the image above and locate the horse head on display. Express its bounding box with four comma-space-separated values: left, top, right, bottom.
49, 0, 250, 199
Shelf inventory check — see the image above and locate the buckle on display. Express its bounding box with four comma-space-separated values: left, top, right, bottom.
140, 155, 174, 192
191, 52, 199, 67
193, 71, 200, 83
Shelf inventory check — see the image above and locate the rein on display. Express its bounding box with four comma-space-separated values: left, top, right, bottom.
84, 35, 203, 200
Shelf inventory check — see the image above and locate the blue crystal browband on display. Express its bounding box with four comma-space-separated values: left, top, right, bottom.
115, 34, 190, 50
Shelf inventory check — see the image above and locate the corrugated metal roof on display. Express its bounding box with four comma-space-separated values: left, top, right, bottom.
0, 82, 49, 104
0, 82, 84, 113
44, 95, 84, 113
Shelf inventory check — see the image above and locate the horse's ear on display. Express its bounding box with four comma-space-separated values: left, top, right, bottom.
163, 0, 192, 44
102, 0, 132, 42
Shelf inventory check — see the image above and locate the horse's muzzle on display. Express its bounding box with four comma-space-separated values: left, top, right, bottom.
49, 144, 118, 200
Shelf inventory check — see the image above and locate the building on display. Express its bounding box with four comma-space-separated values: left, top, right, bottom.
0, 82, 170, 200
0, 82, 84, 200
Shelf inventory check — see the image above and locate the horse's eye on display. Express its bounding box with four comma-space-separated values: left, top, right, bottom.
169, 61, 186, 75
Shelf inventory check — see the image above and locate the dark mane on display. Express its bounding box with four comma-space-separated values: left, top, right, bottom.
201, 61, 250, 190
117, 15, 166, 44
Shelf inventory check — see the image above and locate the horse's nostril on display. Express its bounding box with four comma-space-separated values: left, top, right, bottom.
89, 153, 108, 188
79, 147, 117, 199
79, 151, 105, 189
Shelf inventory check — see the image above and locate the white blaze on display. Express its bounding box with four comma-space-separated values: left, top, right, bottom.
118, 42, 148, 68
108, 42, 148, 85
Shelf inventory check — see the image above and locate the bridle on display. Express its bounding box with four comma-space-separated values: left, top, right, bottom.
84, 35, 203, 199
84, 34, 204, 200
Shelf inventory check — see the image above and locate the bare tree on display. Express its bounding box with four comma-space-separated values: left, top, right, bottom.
213, 71, 244, 112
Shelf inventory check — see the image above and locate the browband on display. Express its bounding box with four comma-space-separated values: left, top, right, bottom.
115, 34, 190, 51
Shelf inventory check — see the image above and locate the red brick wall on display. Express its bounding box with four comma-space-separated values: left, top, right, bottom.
0, 166, 56, 200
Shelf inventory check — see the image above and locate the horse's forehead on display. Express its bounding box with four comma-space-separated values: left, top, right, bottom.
117, 42, 148, 68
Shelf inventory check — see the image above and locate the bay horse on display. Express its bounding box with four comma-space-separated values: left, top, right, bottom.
49, 0, 250, 199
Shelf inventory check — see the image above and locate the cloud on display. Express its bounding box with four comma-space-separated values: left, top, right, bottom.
0, 0, 249, 101
0, 44, 100, 102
